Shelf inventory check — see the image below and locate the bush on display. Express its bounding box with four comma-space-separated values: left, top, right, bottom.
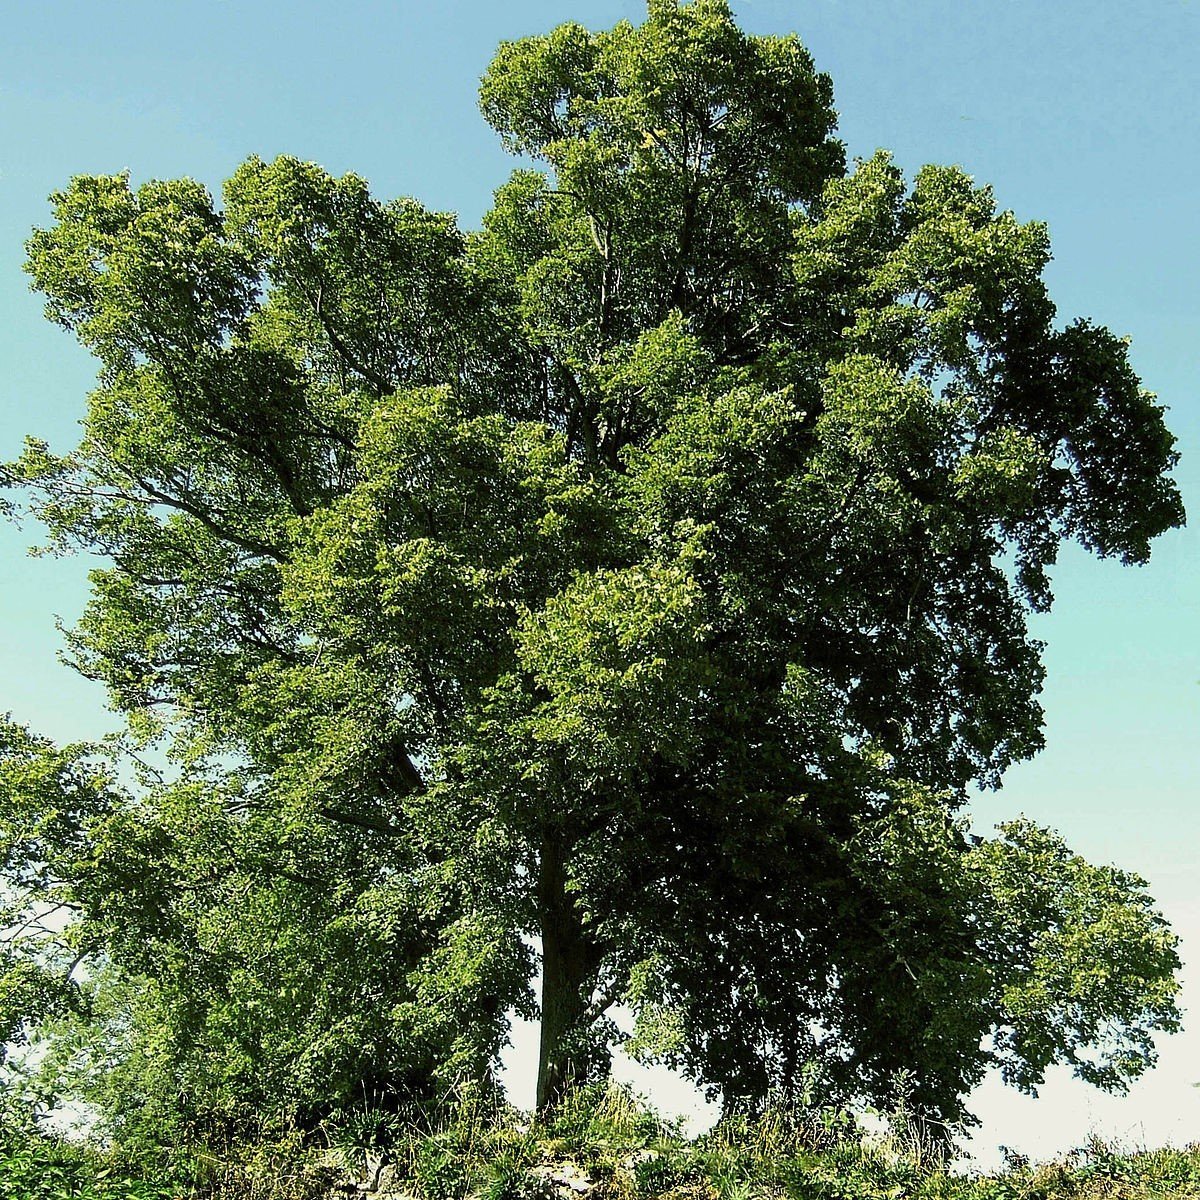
480, 1150, 556, 1200
0, 1122, 173, 1200
414, 1135, 473, 1200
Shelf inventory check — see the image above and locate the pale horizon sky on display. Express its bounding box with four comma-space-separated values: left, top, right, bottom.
2, 0, 1197, 1171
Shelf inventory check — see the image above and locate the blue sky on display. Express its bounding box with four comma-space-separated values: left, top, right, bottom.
2, 0, 1197, 1166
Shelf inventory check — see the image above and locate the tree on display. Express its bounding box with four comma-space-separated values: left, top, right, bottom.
2, 0, 1183, 1132
0, 719, 525, 1139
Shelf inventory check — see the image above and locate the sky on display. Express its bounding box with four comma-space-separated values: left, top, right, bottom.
1, 0, 1198, 1171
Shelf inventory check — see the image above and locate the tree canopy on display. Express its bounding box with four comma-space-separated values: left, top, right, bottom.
0, 0, 1184, 1138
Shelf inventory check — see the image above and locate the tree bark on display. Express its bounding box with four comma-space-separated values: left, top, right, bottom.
535, 829, 592, 1111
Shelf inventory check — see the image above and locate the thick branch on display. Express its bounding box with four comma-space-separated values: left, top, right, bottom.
317, 804, 408, 838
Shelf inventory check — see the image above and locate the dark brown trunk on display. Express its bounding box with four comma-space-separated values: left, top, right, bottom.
535, 830, 591, 1111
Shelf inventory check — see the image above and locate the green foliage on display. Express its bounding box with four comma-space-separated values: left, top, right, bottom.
631, 1150, 694, 1196
6, 1084, 1200, 1200
411, 1136, 472, 1200
0, 1122, 174, 1200
1, 0, 1186, 1143
968, 823, 1181, 1093
480, 1152, 554, 1200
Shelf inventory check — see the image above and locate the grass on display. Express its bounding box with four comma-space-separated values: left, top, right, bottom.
5, 1084, 1200, 1200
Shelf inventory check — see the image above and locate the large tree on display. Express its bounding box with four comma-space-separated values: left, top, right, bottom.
2, 0, 1183, 1131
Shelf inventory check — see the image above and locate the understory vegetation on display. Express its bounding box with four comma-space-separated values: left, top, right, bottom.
4, 1085, 1200, 1200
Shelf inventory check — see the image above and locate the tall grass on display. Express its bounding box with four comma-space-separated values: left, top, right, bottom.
6, 1082, 1200, 1199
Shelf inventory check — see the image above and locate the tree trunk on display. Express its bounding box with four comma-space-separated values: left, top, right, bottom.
536, 830, 591, 1111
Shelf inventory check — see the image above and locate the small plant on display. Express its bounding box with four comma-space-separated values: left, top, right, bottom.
0, 1122, 178, 1200
709, 1162, 754, 1200
414, 1134, 472, 1200
633, 1148, 698, 1196
481, 1149, 556, 1200
324, 1101, 407, 1157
